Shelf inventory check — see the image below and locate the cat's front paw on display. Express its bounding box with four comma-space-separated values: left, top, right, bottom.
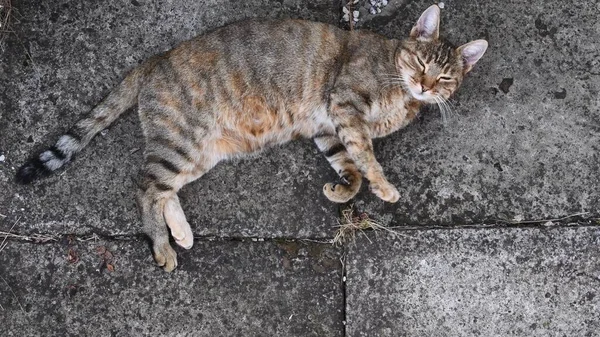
324, 183, 354, 203
153, 241, 178, 272
370, 181, 400, 203
323, 175, 362, 203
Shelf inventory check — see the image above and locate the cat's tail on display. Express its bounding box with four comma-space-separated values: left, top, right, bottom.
16, 57, 160, 184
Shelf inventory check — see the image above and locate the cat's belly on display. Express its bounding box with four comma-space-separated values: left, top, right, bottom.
210, 103, 333, 159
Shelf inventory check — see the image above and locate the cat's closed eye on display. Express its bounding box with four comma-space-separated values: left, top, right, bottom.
416, 56, 426, 71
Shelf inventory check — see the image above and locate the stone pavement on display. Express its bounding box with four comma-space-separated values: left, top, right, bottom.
0, 0, 598, 336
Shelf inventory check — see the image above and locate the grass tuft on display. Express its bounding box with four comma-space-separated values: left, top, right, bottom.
0, 0, 15, 50
333, 206, 405, 245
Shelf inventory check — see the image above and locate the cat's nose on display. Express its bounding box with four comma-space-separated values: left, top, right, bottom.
421, 84, 431, 93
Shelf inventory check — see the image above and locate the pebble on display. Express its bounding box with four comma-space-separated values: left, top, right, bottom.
0, 154, 5, 162
342, 0, 391, 23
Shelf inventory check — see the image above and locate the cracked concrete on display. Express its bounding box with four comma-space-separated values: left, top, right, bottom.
1, 0, 599, 336
0, 239, 343, 336
346, 227, 600, 337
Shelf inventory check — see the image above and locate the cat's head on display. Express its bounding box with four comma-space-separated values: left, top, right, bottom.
396, 5, 488, 103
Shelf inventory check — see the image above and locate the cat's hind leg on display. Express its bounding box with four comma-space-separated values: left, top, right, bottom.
136, 171, 180, 272
314, 135, 362, 203
164, 194, 193, 249
137, 151, 214, 272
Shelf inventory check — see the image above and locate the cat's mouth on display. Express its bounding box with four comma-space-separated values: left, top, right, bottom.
403, 80, 436, 103
408, 87, 435, 103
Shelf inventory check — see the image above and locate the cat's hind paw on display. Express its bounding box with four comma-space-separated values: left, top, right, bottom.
164, 197, 194, 249
153, 241, 178, 272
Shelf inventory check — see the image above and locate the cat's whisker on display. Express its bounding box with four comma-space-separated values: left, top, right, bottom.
438, 96, 457, 119
433, 96, 449, 125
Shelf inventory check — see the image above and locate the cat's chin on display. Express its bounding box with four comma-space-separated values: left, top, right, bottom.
409, 91, 434, 103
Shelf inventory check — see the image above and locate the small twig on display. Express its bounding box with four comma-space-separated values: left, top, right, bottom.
339, 253, 347, 284
0, 275, 25, 314
0, 213, 7, 218
348, 1, 354, 31
0, 0, 15, 51
498, 212, 590, 225
0, 216, 20, 253
299, 238, 334, 244
0, 231, 58, 244
77, 233, 100, 242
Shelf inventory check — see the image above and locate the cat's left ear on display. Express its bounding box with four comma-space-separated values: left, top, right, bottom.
410, 5, 441, 41
457, 40, 488, 73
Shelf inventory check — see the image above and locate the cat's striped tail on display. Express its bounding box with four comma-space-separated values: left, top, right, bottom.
16, 58, 158, 184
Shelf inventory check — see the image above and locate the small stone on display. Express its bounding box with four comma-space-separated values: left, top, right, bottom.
353, 10, 359, 18
382, 0, 388, 6
499, 78, 514, 94
370, 7, 377, 14
0, 154, 5, 162
438, 2, 445, 9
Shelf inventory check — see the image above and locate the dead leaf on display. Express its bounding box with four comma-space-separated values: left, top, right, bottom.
103, 250, 113, 260
67, 248, 79, 264
106, 263, 115, 272
95, 246, 106, 255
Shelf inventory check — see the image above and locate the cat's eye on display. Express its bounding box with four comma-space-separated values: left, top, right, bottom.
416, 57, 425, 70
438, 76, 453, 81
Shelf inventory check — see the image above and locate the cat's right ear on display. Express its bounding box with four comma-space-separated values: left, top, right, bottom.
410, 5, 441, 41
457, 40, 488, 74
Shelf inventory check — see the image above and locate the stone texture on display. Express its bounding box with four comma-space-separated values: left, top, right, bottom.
346, 226, 600, 337
2, 0, 600, 336
0, 238, 343, 336
0, 0, 342, 238
352, 0, 600, 226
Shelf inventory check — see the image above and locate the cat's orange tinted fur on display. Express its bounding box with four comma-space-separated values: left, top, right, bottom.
17, 5, 487, 271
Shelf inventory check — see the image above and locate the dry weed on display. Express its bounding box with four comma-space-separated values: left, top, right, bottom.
333, 206, 406, 245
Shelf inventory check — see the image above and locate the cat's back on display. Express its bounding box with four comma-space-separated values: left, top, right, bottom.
166, 19, 348, 76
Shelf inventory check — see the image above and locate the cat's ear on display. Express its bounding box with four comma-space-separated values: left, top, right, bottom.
457, 40, 488, 73
410, 5, 441, 41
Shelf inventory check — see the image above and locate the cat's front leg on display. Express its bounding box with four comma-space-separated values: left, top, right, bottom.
329, 99, 400, 203
314, 135, 362, 203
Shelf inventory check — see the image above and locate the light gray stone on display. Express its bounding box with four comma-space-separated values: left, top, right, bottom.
346, 226, 600, 337
354, 0, 600, 226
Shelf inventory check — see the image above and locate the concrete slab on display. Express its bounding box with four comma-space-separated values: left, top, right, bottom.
352, 0, 600, 225
0, 238, 343, 336
346, 226, 600, 337
0, 0, 342, 238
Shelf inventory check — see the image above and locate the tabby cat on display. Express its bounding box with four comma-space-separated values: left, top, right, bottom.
17, 5, 487, 271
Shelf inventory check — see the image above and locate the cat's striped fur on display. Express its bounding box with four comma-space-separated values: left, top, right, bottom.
17, 5, 487, 271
